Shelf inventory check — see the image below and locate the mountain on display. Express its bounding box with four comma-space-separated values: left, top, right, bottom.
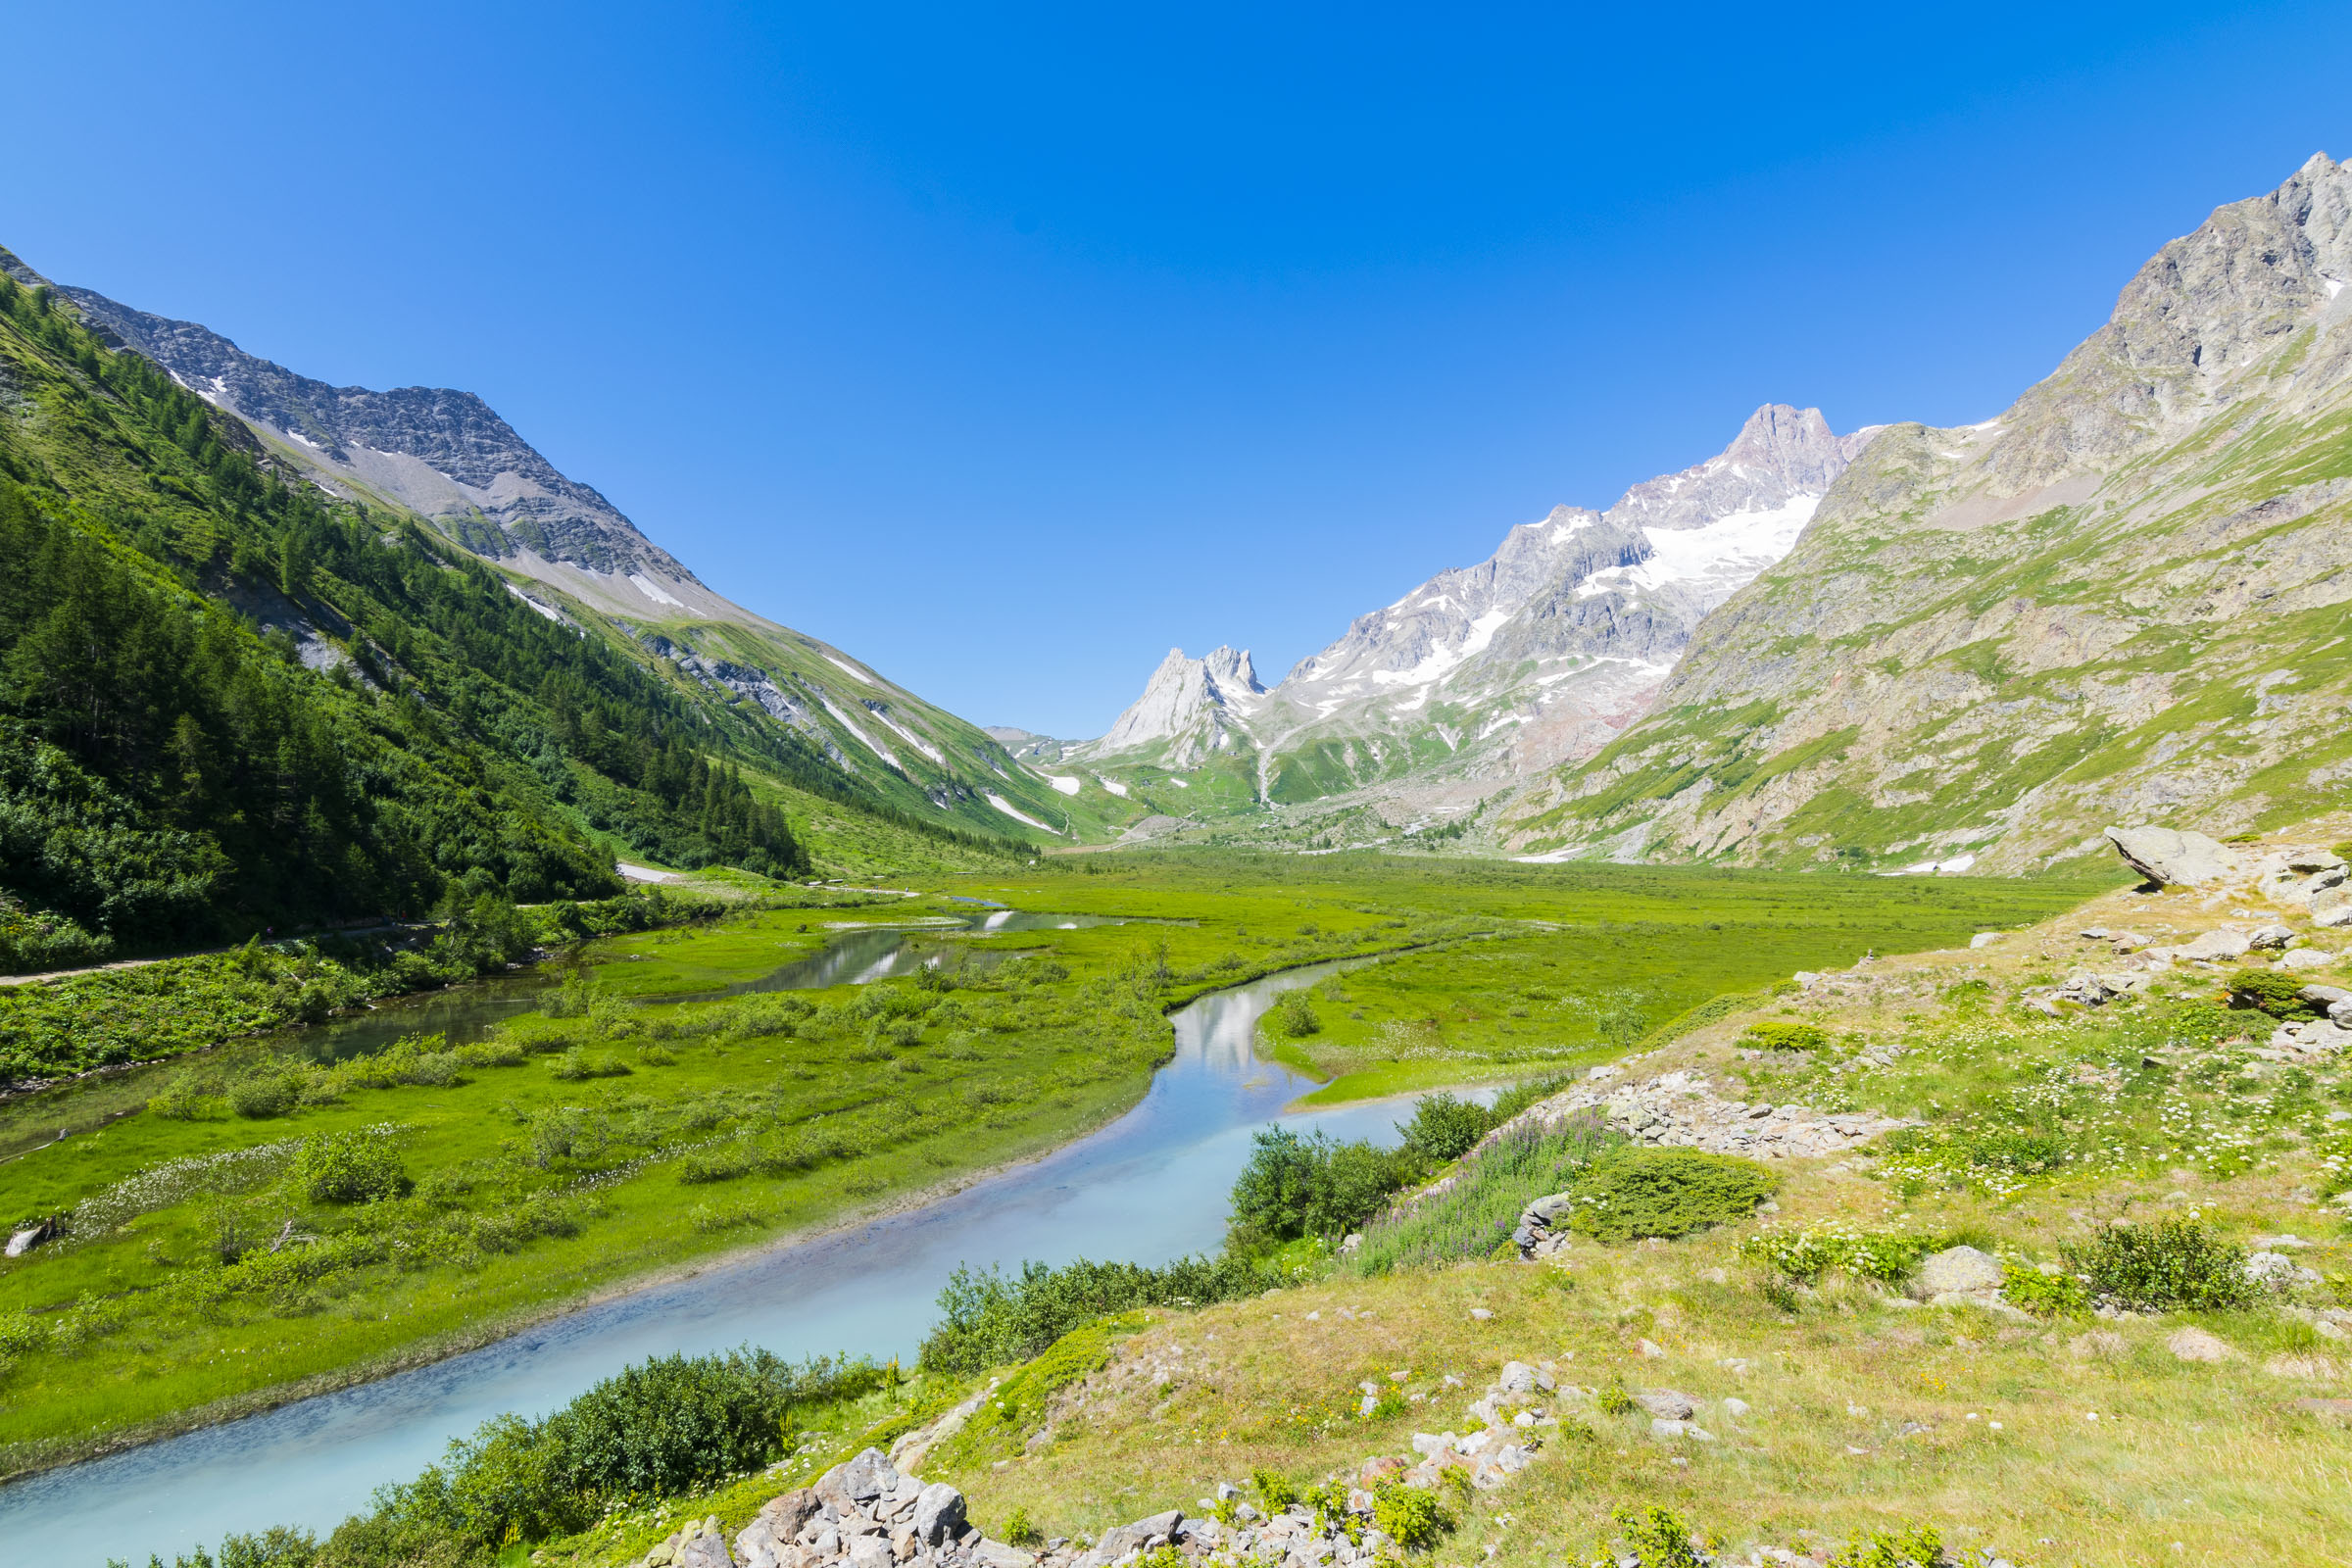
1509, 153, 2352, 871
0, 246, 1136, 859
1080, 646, 1266, 765
1073, 406, 1878, 837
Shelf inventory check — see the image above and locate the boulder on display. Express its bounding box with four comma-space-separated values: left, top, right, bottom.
676, 1521, 738, 1568
1632, 1389, 1696, 1420
2249, 924, 2295, 949
2106, 826, 2239, 887
912, 1483, 967, 1546
2177, 928, 2253, 962
2248, 1251, 2323, 1290
817, 1448, 898, 1510
846, 1538, 894, 1568
1910, 1246, 2005, 1300
2279, 948, 2334, 971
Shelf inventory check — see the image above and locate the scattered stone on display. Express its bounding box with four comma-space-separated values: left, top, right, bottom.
1969, 932, 2006, 950
2249, 924, 2296, 949
1468, 1307, 1493, 1321
1632, 1389, 1696, 1420
2279, 948, 2335, 971
2167, 1328, 2234, 1363
1633, 1338, 1666, 1359
2069, 1331, 2129, 1360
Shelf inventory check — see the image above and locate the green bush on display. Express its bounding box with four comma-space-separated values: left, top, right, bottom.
229, 1074, 299, 1120
291, 1129, 409, 1204
1737, 1225, 1936, 1285
1566, 1148, 1777, 1244
1371, 1479, 1448, 1552
2000, 1263, 2090, 1317
919, 1254, 1278, 1375
1396, 1092, 1495, 1162
1252, 1468, 1299, 1511
2063, 1218, 2256, 1311
1825, 1524, 1946, 1568
547, 1048, 632, 1081
1741, 1020, 1828, 1052
1001, 1508, 1043, 1547
313, 1349, 880, 1559
1273, 990, 1321, 1038
2227, 966, 2322, 1020
1349, 1118, 1623, 1276
1226, 1126, 1420, 1249
147, 1075, 226, 1120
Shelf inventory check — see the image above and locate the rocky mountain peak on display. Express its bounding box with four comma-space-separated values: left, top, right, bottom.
1085, 645, 1263, 762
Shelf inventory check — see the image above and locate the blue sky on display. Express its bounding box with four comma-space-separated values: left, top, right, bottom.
9, 3, 2346, 735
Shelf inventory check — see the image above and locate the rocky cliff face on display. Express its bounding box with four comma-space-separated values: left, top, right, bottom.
1511, 153, 2352, 871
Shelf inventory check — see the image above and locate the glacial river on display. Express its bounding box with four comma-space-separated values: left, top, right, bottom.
0, 915, 1423, 1564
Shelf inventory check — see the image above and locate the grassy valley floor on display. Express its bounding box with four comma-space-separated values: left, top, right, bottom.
0, 854, 2091, 1481
503, 837, 2352, 1568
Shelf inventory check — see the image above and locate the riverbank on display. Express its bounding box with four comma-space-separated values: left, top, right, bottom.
0, 902, 1432, 1477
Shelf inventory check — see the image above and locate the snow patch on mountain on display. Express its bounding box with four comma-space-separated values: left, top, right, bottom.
1575, 495, 1820, 602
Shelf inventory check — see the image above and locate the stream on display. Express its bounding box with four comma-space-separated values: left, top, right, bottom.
0, 917, 1425, 1564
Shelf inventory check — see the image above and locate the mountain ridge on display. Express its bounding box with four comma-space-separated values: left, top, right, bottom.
1509, 151, 2352, 870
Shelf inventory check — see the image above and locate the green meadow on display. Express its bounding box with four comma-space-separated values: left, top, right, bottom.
0, 853, 2097, 1475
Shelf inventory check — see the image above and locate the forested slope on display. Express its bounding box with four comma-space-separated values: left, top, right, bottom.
0, 271, 980, 969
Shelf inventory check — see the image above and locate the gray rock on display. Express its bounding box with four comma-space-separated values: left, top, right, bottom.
1496, 1360, 1542, 1394
970, 1542, 1036, 1568
914, 1484, 968, 1546
2176, 928, 2253, 962
1632, 1389, 1696, 1420
2300, 984, 2352, 1006
818, 1448, 899, 1509
1911, 1246, 2005, 1299
2280, 947, 2335, 971
2106, 826, 2239, 888
2249, 924, 2295, 949
2248, 1251, 2323, 1290
678, 1527, 737, 1568
2168, 1327, 2233, 1362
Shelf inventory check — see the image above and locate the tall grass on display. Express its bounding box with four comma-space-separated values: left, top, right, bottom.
1346, 1115, 1621, 1276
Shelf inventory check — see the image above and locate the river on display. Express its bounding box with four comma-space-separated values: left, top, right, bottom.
0, 917, 1425, 1564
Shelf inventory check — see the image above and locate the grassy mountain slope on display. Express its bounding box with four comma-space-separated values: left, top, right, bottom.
0, 246, 1139, 854
0, 269, 1018, 966
1510, 153, 2352, 871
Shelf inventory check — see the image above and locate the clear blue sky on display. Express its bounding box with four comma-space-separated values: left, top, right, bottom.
8, 3, 2344, 735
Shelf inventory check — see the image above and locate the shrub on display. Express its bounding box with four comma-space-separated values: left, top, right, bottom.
1742, 1020, 1828, 1052
1566, 1149, 1777, 1244
919, 1254, 1277, 1375
678, 1144, 759, 1184
2227, 967, 2322, 1020
1226, 1126, 1420, 1249
1349, 1118, 1623, 1276
1272, 991, 1321, 1038
453, 1041, 526, 1068
1397, 1092, 1495, 1162
2063, 1218, 2256, 1311
547, 1048, 631, 1081
1826, 1524, 1946, 1568
1592, 1505, 1707, 1568
1371, 1480, 1448, 1552
1738, 1225, 1936, 1285
1001, 1508, 1043, 1547
291, 1129, 408, 1204
1593, 1381, 1636, 1416
1486, 1072, 1576, 1124
229, 1074, 300, 1120
1252, 1468, 1299, 1511
148, 1075, 226, 1120
2000, 1263, 2090, 1317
